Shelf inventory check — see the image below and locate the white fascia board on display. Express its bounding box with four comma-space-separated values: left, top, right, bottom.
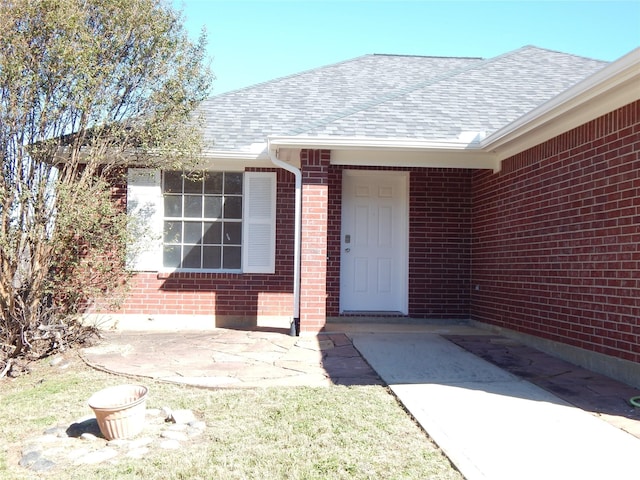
268, 135, 500, 171
482, 47, 640, 160
268, 135, 481, 151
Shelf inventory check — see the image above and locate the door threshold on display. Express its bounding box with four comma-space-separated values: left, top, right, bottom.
340, 311, 404, 316
329, 316, 469, 325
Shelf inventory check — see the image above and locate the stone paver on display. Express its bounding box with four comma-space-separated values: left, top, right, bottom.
444, 334, 640, 439
81, 329, 383, 388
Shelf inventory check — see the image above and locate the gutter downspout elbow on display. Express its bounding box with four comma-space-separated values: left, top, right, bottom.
268, 147, 302, 336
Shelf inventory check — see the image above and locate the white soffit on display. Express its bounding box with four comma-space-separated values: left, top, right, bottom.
268, 135, 500, 171
200, 144, 271, 169
331, 149, 498, 170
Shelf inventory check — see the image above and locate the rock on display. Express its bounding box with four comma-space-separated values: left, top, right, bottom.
166, 423, 187, 432
161, 406, 173, 420
160, 430, 188, 441
31, 434, 59, 445
129, 437, 153, 449
15, 406, 209, 473
42, 447, 66, 457
21, 444, 40, 456
19, 450, 56, 472
186, 426, 204, 437
19, 450, 41, 467
126, 447, 149, 459
188, 421, 207, 430
74, 447, 118, 465
67, 447, 91, 461
49, 356, 63, 366
30, 458, 56, 472
106, 439, 129, 448
168, 409, 195, 424
159, 439, 181, 450
44, 426, 67, 437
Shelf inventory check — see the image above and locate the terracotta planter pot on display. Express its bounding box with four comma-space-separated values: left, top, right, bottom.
88, 384, 148, 440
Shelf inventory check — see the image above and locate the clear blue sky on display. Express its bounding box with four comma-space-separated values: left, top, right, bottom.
176, 1, 640, 95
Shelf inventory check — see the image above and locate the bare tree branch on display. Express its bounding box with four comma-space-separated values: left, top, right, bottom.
0, 0, 211, 367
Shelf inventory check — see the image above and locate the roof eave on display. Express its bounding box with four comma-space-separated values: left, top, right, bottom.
269, 135, 500, 171
482, 47, 640, 161
198, 147, 270, 169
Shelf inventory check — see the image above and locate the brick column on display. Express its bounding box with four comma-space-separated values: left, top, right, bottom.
299, 149, 330, 334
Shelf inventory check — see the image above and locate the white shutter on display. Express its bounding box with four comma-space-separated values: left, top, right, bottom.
243, 172, 276, 273
126, 168, 163, 271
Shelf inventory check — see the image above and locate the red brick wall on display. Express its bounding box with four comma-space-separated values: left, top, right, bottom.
299, 149, 331, 333
100, 168, 296, 320
409, 168, 472, 318
471, 101, 640, 363
326, 164, 342, 317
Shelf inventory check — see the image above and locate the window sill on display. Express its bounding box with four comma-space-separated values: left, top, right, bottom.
156, 269, 243, 279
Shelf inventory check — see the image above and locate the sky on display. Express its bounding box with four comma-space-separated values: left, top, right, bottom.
176, 1, 640, 96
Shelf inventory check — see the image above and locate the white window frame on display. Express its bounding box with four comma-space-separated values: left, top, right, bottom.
127, 168, 276, 274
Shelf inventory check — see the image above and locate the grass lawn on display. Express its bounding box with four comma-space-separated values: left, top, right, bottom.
0, 352, 463, 479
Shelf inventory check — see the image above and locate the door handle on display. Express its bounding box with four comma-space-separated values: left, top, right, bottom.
345, 248, 351, 253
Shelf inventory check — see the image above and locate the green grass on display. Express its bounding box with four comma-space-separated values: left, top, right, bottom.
0, 353, 463, 479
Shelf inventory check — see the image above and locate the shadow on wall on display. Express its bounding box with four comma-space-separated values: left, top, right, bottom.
157, 272, 293, 330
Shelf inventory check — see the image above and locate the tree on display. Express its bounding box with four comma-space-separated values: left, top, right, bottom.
0, 0, 212, 375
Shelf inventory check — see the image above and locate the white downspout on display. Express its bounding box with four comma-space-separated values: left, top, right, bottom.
268, 145, 302, 336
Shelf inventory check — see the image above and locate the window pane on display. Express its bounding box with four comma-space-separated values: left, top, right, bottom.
162, 170, 245, 272
203, 246, 221, 269
184, 222, 202, 244
183, 245, 201, 268
203, 222, 222, 244
225, 172, 243, 194
163, 245, 181, 268
224, 196, 242, 219
164, 171, 182, 193
204, 172, 223, 194
204, 196, 222, 218
164, 221, 181, 243
184, 195, 202, 217
164, 195, 182, 217
183, 174, 202, 194
223, 222, 242, 244
223, 246, 241, 269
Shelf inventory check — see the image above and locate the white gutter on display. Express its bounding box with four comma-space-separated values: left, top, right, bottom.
268, 134, 485, 151
267, 142, 302, 336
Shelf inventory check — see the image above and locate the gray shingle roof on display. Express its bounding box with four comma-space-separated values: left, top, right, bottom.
198, 46, 607, 152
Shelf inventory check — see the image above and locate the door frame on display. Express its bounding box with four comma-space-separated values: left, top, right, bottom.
339, 169, 409, 314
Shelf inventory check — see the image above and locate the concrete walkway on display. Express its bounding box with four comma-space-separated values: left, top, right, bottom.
352, 332, 640, 480
81, 323, 640, 480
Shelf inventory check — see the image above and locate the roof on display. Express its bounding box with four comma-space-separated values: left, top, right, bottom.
198, 46, 607, 153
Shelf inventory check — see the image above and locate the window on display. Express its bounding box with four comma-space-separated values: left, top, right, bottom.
127, 168, 276, 274
163, 171, 243, 270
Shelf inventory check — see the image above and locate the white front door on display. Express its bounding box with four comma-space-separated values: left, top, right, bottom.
340, 170, 408, 313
